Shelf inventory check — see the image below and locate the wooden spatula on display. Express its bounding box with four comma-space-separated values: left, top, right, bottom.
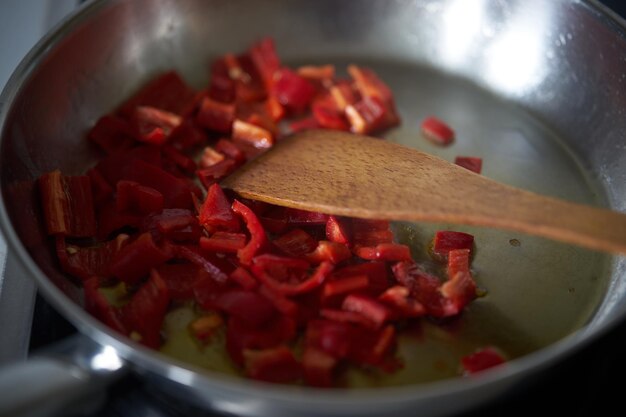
221, 129, 626, 255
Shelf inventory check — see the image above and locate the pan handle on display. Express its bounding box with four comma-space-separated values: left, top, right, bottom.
0, 334, 127, 417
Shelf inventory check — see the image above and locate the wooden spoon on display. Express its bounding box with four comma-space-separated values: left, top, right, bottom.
221, 129, 626, 255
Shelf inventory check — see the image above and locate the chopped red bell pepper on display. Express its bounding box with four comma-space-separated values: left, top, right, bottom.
87, 168, 114, 206
431, 231, 474, 261
198, 184, 240, 232
229, 266, 258, 291
226, 315, 296, 365
323, 274, 370, 298
109, 232, 172, 285
332, 261, 390, 296
345, 96, 387, 134
215, 138, 247, 164
88, 115, 135, 154
249, 37, 281, 90
243, 346, 302, 383
325, 216, 352, 245
156, 262, 209, 301
168, 119, 208, 150
461, 347, 506, 374
354, 243, 412, 262
297, 65, 335, 81
173, 244, 230, 284
329, 82, 358, 111
305, 319, 352, 359
116, 180, 164, 215
121, 269, 170, 348
200, 232, 247, 253
421, 116, 455, 146
196, 96, 236, 133
312, 100, 350, 131
288, 116, 319, 133
258, 285, 299, 317
231, 119, 274, 149
83, 277, 127, 334
215, 289, 277, 327
124, 159, 193, 209
273, 228, 318, 257
302, 347, 337, 387
455, 156, 483, 174
208, 58, 236, 103
378, 285, 426, 318
252, 257, 333, 296
320, 308, 378, 329
130, 106, 182, 145
232, 199, 268, 265
38, 170, 97, 237
272, 68, 316, 114
57, 234, 129, 282
306, 241, 352, 264
196, 158, 238, 189
342, 293, 392, 328
161, 145, 197, 175
284, 208, 329, 226
198, 146, 225, 169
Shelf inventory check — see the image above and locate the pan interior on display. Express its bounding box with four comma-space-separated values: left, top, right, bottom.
156, 58, 612, 387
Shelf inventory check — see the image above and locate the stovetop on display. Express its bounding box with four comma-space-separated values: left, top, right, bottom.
2, 1, 626, 416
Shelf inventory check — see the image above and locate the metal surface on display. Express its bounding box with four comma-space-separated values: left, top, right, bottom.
0, 0, 625, 416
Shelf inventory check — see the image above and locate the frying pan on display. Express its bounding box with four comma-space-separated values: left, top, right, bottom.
1, 0, 625, 416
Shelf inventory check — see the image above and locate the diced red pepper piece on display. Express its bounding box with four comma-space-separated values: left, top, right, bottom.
288, 116, 319, 133
378, 285, 426, 318
345, 96, 386, 134
461, 347, 506, 374
229, 266, 258, 291
284, 208, 329, 226
252, 256, 333, 296
243, 346, 302, 383
109, 232, 172, 284
421, 116, 455, 146
215, 289, 277, 327
354, 243, 412, 262
131, 106, 182, 145
226, 315, 296, 365
38, 170, 97, 237
200, 232, 247, 253
88, 115, 135, 154
297, 65, 335, 81
156, 263, 209, 301
189, 313, 224, 343
56, 234, 129, 282
97, 201, 142, 239
273, 229, 318, 257
258, 285, 299, 317
143, 208, 202, 243
320, 308, 377, 329
346, 324, 397, 367
208, 58, 236, 103
265, 96, 286, 122
455, 156, 483, 174
94, 145, 162, 187
329, 82, 358, 111
249, 37, 281, 90
272, 68, 317, 114
121, 269, 170, 348
431, 231, 474, 261
231, 119, 274, 149
196, 96, 235, 133
326, 216, 352, 245
124, 159, 193, 209
352, 219, 393, 246
116, 180, 164, 215
232, 199, 268, 265
215, 138, 246, 164
193, 272, 229, 310
196, 158, 238, 189
342, 294, 392, 328
302, 347, 337, 387
168, 119, 208, 151
87, 168, 114, 206
173, 245, 230, 284
305, 319, 352, 359
441, 249, 477, 310
347, 65, 400, 129
307, 241, 352, 264
233, 54, 268, 103
199, 146, 225, 169
323, 275, 370, 298
312, 100, 350, 131
161, 145, 197, 175
83, 278, 127, 334
332, 261, 390, 296
118, 71, 196, 117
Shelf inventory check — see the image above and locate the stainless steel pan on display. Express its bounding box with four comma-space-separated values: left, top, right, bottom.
1, 0, 625, 416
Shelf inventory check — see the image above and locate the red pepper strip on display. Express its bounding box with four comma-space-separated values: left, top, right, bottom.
156, 263, 209, 301
258, 284, 299, 317
83, 277, 126, 334
249, 37, 281, 90
454, 156, 483, 174
312, 102, 350, 131
117, 71, 197, 117
273, 229, 318, 257
215, 289, 277, 327
168, 119, 208, 151
199, 146, 225, 168
378, 285, 426, 318
116, 180, 164, 215
421, 116, 455, 146
38, 170, 97, 237
431, 230, 474, 261
329, 82, 359, 111
264, 96, 285, 122
461, 347, 506, 374
323, 275, 370, 298
320, 308, 377, 329
173, 245, 229, 283
208, 58, 236, 103
229, 267, 258, 291
302, 347, 337, 387
345, 96, 386, 134
196, 96, 236, 133
305, 319, 352, 359
232, 119, 274, 149
232, 54, 268, 103
441, 249, 477, 311
124, 159, 193, 209
162, 145, 197, 175
347, 65, 400, 129
232, 199, 269, 265
243, 346, 302, 383
198, 184, 240, 232
342, 294, 392, 328
131, 106, 182, 145
306, 241, 352, 264
88, 115, 135, 154
252, 259, 333, 296
109, 232, 171, 285
196, 158, 238, 189
370, 325, 396, 364
226, 315, 296, 365
332, 261, 390, 296
200, 232, 247, 253
297, 64, 335, 81
354, 243, 412, 262
284, 208, 329, 226
121, 269, 170, 349
56, 234, 129, 282
326, 216, 352, 245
